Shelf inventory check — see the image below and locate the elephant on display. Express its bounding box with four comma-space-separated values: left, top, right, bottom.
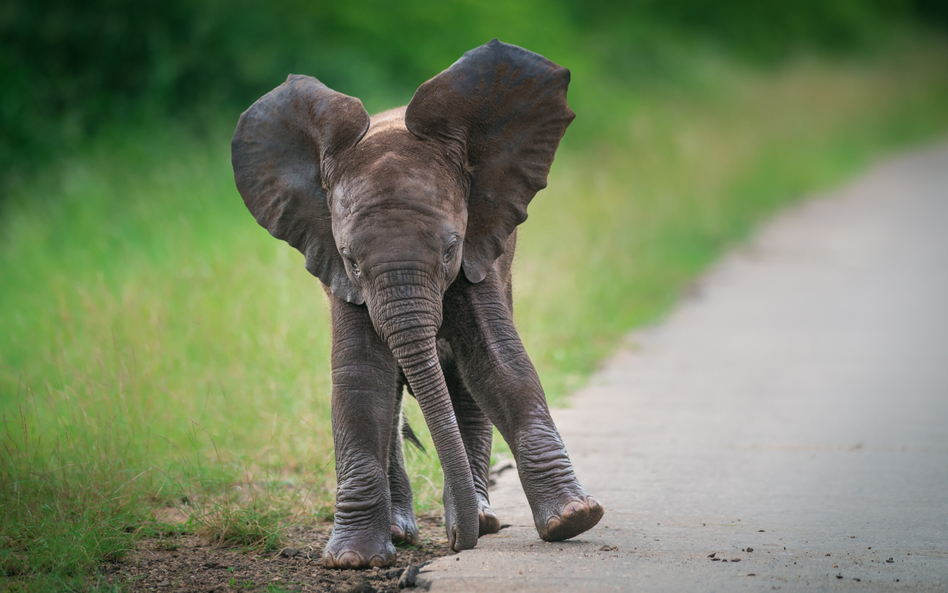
231, 39, 603, 569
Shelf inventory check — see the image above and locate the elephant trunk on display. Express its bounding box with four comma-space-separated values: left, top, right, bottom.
370, 271, 479, 552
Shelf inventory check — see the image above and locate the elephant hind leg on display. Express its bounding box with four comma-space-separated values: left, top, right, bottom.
388, 377, 420, 545
440, 346, 502, 537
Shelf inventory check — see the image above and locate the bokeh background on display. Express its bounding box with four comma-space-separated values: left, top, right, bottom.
2, 1, 948, 588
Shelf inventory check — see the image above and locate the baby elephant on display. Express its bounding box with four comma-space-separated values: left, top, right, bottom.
232, 39, 603, 569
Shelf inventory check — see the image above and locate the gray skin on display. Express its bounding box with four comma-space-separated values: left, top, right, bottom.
231, 40, 603, 570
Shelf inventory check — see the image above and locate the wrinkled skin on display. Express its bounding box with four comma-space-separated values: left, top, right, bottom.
231, 40, 603, 570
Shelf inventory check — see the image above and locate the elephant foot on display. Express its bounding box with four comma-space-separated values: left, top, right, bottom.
537, 495, 604, 542
322, 529, 397, 569
512, 425, 604, 542
390, 512, 420, 545
478, 499, 502, 536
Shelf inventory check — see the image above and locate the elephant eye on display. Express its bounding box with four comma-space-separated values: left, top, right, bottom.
342, 248, 360, 278
443, 243, 457, 265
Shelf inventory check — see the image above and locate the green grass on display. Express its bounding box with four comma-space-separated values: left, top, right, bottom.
2, 40, 948, 589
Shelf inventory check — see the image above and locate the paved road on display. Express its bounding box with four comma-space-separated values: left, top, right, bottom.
418, 144, 948, 592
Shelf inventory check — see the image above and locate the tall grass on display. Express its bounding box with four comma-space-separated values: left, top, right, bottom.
2, 40, 948, 587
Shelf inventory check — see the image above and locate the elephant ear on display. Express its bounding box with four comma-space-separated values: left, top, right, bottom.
232, 75, 370, 304
405, 39, 574, 283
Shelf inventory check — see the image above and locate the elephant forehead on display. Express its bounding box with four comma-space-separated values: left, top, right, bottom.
330, 172, 465, 253
336, 158, 436, 207
335, 150, 463, 212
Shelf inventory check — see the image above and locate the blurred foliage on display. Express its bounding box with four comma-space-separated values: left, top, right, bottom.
2, 0, 946, 182
618, 0, 947, 58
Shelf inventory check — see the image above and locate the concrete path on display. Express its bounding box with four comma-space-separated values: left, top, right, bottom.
418, 144, 948, 592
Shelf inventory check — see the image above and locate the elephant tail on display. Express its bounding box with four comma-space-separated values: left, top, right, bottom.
402, 417, 426, 453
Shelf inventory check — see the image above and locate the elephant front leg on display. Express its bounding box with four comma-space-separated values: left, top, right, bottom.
323, 296, 399, 569
443, 277, 604, 543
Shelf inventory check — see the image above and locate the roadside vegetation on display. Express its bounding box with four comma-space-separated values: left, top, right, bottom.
2, 1, 948, 589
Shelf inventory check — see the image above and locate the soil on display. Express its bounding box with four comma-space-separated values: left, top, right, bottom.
97, 515, 451, 593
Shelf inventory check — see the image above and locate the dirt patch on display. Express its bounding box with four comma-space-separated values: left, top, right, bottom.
98, 515, 451, 592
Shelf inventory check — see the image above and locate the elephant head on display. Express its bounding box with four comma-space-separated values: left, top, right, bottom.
231, 39, 573, 551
